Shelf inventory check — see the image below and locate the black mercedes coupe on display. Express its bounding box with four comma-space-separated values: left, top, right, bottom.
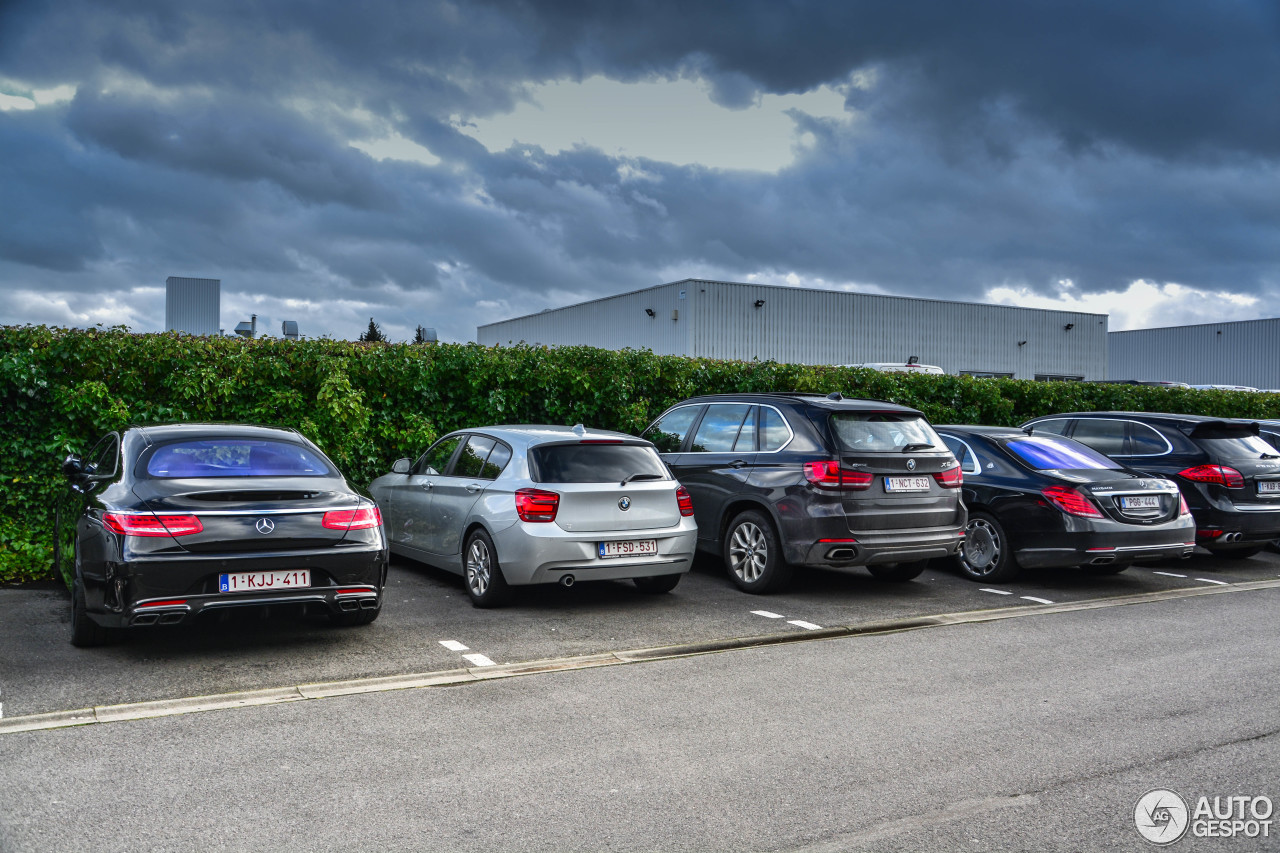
61, 423, 387, 646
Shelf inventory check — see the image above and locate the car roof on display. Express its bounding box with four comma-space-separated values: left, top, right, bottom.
460, 424, 647, 448
935, 424, 1029, 438
1024, 411, 1256, 426
128, 423, 304, 443
676, 392, 923, 415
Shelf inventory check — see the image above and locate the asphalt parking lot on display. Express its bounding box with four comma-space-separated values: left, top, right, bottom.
3, 548, 1280, 721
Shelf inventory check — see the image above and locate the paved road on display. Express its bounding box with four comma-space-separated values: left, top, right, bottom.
2, 583, 1278, 852
2, 550, 1279, 719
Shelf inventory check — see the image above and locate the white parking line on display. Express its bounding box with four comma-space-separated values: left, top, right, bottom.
979, 588, 1013, 595
1195, 578, 1230, 586
462, 653, 496, 667
1021, 596, 1054, 605
438, 640, 469, 652
787, 620, 823, 631
1151, 571, 1188, 578
750, 610, 785, 619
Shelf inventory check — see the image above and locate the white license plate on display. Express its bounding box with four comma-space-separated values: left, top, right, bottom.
598, 539, 658, 558
218, 570, 310, 593
885, 476, 931, 493
1259, 481, 1280, 494
1120, 495, 1161, 509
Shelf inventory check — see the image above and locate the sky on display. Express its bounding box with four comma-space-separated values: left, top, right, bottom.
1, 0, 1278, 342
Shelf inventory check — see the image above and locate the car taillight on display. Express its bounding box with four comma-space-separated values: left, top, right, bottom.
804, 461, 873, 491
1040, 486, 1104, 518
676, 486, 695, 517
934, 467, 963, 488
1178, 465, 1245, 488
1178, 494, 1191, 517
102, 512, 203, 537
516, 488, 560, 522
322, 506, 382, 530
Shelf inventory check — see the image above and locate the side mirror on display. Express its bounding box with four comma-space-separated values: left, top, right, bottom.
391, 458, 412, 475
62, 455, 84, 479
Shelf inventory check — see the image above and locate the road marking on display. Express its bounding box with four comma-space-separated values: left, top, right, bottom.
1021, 596, 1054, 605
438, 640, 469, 652
751, 610, 785, 619
7, 578, 1280, 735
1195, 578, 1230, 586
1152, 571, 1187, 578
979, 588, 1013, 595
462, 653, 496, 667
787, 620, 823, 630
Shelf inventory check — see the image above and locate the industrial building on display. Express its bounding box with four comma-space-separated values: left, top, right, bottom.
165, 277, 220, 336
1109, 318, 1280, 390
478, 279, 1109, 380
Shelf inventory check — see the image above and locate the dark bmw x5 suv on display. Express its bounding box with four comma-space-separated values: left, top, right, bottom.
1022, 412, 1280, 558
642, 393, 966, 592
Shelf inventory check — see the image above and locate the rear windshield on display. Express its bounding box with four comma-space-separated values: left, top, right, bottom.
145, 439, 335, 478
830, 413, 945, 453
530, 443, 668, 484
1005, 437, 1122, 471
1198, 433, 1280, 459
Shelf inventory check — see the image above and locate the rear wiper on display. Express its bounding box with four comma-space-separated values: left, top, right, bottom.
899, 443, 934, 452
1261, 453, 1280, 460
620, 473, 665, 486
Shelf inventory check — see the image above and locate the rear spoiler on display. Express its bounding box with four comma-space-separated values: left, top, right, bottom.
1183, 420, 1260, 438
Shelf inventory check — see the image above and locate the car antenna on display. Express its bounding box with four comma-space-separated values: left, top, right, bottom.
826, 392, 843, 401
572, 423, 586, 435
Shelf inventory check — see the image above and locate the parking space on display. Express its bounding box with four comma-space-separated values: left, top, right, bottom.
2, 547, 1278, 720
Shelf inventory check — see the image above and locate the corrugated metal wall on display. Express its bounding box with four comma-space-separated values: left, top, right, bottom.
1109, 319, 1280, 389
165, 277, 221, 336
478, 279, 1108, 379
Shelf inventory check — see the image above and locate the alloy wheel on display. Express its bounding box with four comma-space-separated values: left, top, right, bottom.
466, 538, 491, 596
729, 521, 768, 583
963, 518, 1001, 575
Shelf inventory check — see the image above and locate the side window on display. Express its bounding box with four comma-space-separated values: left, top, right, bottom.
1028, 419, 1069, 436
418, 435, 462, 475
939, 435, 979, 475
733, 407, 758, 452
643, 406, 700, 454
479, 442, 512, 479
1128, 422, 1170, 455
85, 433, 120, 478
454, 436, 497, 478
1263, 430, 1280, 453
1069, 419, 1127, 456
689, 404, 751, 453
760, 407, 792, 451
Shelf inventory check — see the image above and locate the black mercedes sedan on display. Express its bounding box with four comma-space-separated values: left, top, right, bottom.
61, 424, 387, 646
934, 426, 1196, 582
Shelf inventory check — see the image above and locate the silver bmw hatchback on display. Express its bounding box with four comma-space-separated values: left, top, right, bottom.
370, 425, 698, 606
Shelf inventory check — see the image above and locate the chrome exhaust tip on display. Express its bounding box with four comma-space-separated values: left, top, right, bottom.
359, 598, 378, 610
560, 574, 576, 588
826, 548, 856, 561
1090, 556, 1116, 565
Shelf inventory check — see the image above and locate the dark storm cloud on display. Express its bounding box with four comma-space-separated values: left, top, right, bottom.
0, 0, 1277, 340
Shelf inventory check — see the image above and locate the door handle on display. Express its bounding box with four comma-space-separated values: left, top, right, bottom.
465, 483, 481, 493
730, 460, 749, 469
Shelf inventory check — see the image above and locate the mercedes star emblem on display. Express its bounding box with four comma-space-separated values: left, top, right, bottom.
256, 517, 276, 534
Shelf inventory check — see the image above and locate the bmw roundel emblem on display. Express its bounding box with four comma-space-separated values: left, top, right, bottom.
256, 518, 276, 534
906, 459, 916, 471
618, 497, 631, 511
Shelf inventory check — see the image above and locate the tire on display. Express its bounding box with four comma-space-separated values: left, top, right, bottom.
329, 604, 381, 627
70, 579, 116, 648
633, 573, 681, 594
1207, 545, 1265, 561
463, 529, 510, 607
723, 510, 792, 593
1080, 562, 1131, 576
953, 511, 1020, 582
866, 560, 928, 582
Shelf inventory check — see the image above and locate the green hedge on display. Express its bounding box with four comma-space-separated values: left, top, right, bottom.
3, 325, 1278, 584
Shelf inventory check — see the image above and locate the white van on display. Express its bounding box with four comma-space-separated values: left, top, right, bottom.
843, 362, 946, 375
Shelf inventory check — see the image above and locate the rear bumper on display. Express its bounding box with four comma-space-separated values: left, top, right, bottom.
491, 518, 698, 585
1014, 518, 1197, 569
1191, 503, 1280, 545
82, 543, 388, 628
792, 526, 965, 568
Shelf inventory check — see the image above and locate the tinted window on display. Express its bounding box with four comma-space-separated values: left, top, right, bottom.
1006, 437, 1122, 471
1070, 419, 1127, 455
419, 436, 461, 475
1128, 422, 1170, 455
146, 439, 333, 478
733, 407, 757, 452
830, 413, 944, 452
86, 433, 120, 478
481, 442, 512, 479
455, 436, 497, 478
530, 444, 668, 484
939, 435, 979, 474
1198, 433, 1280, 460
644, 407, 699, 453
1262, 430, 1280, 452
760, 407, 791, 451
690, 404, 752, 453
1028, 419, 1070, 436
